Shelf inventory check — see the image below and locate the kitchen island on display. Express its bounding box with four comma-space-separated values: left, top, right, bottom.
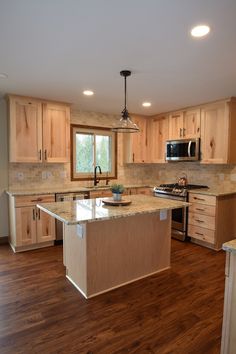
37, 195, 189, 298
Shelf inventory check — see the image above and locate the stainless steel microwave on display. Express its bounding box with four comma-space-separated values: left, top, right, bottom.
166, 138, 200, 161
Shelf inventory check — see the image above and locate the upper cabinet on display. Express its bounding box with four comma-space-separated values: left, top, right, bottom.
43, 103, 70, 163
147, 114, 169, 163
200, 99, 236, 164
124, 115, 148, 163
8, 95, 70, 163
9, 96, 42, 163
169, 109, 200, 140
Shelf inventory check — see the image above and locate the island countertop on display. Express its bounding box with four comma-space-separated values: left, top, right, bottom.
37, 194, 189, 225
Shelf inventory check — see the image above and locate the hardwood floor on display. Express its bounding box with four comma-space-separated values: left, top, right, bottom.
0, 240, 225, 354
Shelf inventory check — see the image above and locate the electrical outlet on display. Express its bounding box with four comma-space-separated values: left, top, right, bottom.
218, 173, 225, 181
42, 171, 47, 180
60, 171, 67, 179
16, 172, 24, 181
47, 171, 53, 179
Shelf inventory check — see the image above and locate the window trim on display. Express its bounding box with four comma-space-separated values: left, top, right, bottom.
70, 124, 117, 181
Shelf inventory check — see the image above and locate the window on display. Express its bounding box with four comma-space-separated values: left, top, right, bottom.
71, 125, 117, 180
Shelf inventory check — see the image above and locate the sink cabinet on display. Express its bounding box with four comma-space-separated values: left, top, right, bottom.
8, 95, 70, 163
9, 194, 56, 252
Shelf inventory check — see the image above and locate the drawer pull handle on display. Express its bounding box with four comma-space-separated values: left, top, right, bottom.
31, 198, 43, 202
195, 219, 204, 223
195, 232, 204, 236
196, 208, 205, 211
194, 197, 205, 201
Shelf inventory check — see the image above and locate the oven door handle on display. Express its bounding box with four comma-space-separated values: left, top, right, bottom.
188, 141, 192, 157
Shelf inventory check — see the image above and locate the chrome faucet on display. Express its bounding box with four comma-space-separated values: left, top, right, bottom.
94, 165, 102, 186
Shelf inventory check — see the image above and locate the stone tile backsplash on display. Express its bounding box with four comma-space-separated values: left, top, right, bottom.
9, 110, 236, 190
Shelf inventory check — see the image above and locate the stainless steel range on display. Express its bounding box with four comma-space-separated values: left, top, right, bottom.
153, 183, 208, 241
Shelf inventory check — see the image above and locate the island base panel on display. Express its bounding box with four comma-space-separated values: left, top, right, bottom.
64, 211, 171, 298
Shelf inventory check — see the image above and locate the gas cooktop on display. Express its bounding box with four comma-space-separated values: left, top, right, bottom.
153, 184, 209, 197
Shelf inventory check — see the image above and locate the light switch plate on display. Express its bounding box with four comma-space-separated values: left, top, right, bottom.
16, 172, 24, 180
160, 209, 167, 221
42, 171, 47, 180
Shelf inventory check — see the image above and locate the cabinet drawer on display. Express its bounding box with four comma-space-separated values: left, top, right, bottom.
136, 187, 152, 195
188, 212, 216, 230
188, 203, 216, 216
89, 190, 112, 198
188, 224, 215, 244
15, 194, 55, 207
189, 193, 216, 206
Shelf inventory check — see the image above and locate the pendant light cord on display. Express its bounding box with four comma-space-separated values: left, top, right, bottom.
124, 75, 127, 110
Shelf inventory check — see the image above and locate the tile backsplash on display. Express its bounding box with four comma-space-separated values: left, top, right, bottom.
9, 109, 236, 190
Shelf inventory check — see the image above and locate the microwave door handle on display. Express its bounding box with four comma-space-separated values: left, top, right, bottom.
188, 141, 192, 157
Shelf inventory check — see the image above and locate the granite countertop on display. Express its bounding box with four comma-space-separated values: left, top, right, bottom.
222, 240, 236, 253
6, 185, 153, 196
188, 187, 236, 197
37, 194, 189, 225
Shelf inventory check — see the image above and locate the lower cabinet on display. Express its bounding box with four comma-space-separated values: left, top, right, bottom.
188, 192, 236, 250
89, 190, 113, 198
9, 194, 55, 252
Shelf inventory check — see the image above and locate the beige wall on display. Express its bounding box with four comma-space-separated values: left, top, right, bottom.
0, 99, 9, 237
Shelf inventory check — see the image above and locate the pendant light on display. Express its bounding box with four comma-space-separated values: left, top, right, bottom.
112, 70, 139, 133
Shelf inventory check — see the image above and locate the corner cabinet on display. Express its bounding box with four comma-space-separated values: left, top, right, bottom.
8, 194, 56, 252
200, 98, 236, 164
8, 95, 70, 163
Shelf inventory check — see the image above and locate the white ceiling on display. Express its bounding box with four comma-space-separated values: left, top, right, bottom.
0, 0, 236, 115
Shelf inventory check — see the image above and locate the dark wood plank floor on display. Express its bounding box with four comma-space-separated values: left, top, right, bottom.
0, 240, 225, 354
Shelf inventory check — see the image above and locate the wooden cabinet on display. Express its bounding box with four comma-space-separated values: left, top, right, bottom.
200, 99, 236, 164
221, 247, 236, 354
43, 102, 70, 163
124, 115, 148, 163
147, 114, 169, 163
89, 190, 112, 198
188, 192, 236, 250
8, 96, 42, 163
8, 95, 70, 163
169, 109, 200, 140
9, 194, 55, 252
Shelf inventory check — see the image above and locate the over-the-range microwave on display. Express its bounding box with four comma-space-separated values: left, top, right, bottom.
166, 138, 200, 161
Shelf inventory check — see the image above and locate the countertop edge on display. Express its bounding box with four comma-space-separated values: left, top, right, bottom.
222, 240, 236, 253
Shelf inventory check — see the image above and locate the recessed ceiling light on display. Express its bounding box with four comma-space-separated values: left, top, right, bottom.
142, 102, 151, 107
0, 73, 8, 79
83, 90, 94, 96
191, 25, 210, 38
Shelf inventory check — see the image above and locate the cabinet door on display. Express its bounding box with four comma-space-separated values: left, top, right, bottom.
183, 109, 200, 138
168, 112, 183, 140
200, 102, 229, 163
9, 96, 42, 163
43, 103, 70, 163
15, 206, 37, 246
36, 208, 55, 243
131, 115, 147, 163
148, 115, 169, 162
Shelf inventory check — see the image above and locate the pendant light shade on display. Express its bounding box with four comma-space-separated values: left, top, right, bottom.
112, 70, 140, 133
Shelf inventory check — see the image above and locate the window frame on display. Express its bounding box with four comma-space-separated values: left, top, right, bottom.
70, 124, 117, 181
